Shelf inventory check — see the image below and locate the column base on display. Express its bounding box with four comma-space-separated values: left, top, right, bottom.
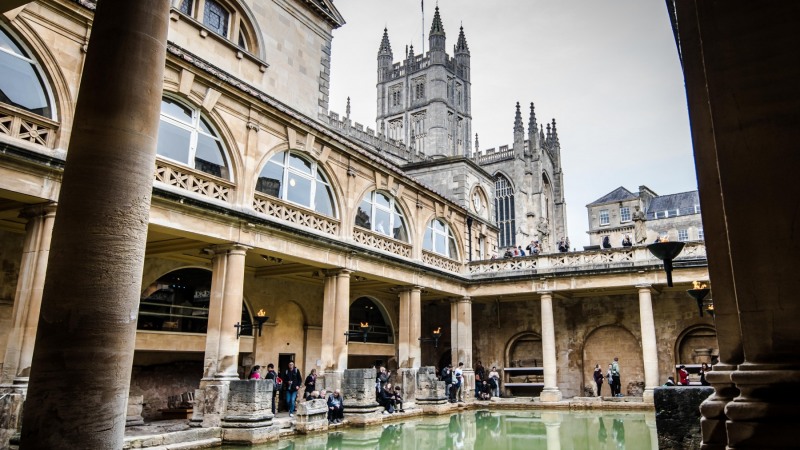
725, 365, 800, 449
0, 385, 26, 449
539, 388, 562, 403
642, 388, 655, 403
699, 364, 738, 450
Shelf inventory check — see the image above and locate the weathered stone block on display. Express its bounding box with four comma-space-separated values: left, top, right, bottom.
222, 380, 273, 428
415, 366, 447, 405
654, 386, 713, 450
295, 398, 329, 434
342, 368, 380, 424
398, 368, 418, 409
125, 395, 144, 427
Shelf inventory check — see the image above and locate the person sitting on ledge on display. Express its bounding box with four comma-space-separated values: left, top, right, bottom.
379, 383, 396, 414
392, 386, 405, 412
327, 389, 344, 424
318, 389, 327, 400
663, 376, 676, 386
622, 235, 633, 247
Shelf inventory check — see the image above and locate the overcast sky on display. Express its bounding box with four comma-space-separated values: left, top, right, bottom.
328, 0, 698, 247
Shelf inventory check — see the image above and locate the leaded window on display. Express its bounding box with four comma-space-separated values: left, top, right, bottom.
179, 0, 193, 15
203, 0, 229, 37
495, 175, 515, 247
356, 190, 408, 242
256, 151, 336, 217
157, 97, 230, 179
424, 218, 458, 259
0, 27, 53, 118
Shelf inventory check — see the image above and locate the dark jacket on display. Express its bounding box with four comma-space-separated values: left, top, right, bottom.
327, 393, 343, 409
283, 367, 302, 391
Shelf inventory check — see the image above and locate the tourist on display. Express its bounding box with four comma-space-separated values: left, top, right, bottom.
602, 236, 611, 249
699, 363, 711, 386
503, 248, 513, 258
678, 364, 690, 385
517, 245, 525, 256
663, 376, 677, 386
622, 235, 633, 247
558, 237, 570, 252
441, 364, 453, 400
525, 240, 537, 255
474, 360, 485, 399
607, 364, 614, 395
376, 366, 390, 395
454, 362, 464, 403
304, 368, 317, 400
327, 389, 344, 423
392, 386, 405, 412
248, 365, 262, 380
488, 366, 501, 397
611, 357, 622, 397
264, 363, 280, 414
378, 382, 396, 414
593, 364, 604, 397
283, 361, 302, 417
318, 389, 327, 400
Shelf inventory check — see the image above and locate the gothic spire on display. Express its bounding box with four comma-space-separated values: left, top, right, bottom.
455, 25, 469, 53
475, 133, 480, 153
378, 27, 392, 57
528, 102, 537, 132
514, 102, 524, 134
430, 6, 445, 37
546, 122, 552, 145
551, 118, 559, 144
346, 97, 351, 119
408, 44, 415, 60
540, 124, 545, 142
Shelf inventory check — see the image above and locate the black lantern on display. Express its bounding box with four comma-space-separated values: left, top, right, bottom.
647, 241, 685, 287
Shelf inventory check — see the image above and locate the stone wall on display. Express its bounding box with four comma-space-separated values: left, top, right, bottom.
0, 230, 23, 370
129, 359, 203, 420
654, 386, 713, 449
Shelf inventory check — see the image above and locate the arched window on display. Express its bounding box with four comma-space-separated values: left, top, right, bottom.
138, 268, 252, 335
355, 190, 408, 241
424, 218, 458, 259
157, 97, 231, 179
256, 151, 336, 217
349, 297, 393, 344
495, 174, 516, 247
0, 26, 53, 118
177, 0, 256, 52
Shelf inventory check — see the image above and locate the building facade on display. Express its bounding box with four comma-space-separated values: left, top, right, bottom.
0, 0, 715, 446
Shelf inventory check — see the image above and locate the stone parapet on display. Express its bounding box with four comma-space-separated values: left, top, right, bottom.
295, 398, 329, 434
342, 368, 380, 424
222, 380, 274, 428
654, 386, 713, 450
415, 366, 448, 411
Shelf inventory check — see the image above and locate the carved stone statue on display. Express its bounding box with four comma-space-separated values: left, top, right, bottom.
536, 217, 551, 251
633, 205, 647, 244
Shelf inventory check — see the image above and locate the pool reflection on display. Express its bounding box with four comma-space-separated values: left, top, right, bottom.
226, 409, 656, 450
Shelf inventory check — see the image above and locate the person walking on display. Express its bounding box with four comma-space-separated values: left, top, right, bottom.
611, 357, 622, 397
283, 361, 302, 417
593, 364, 604, 397
607, 364, 615, 396
264, 363, 280, 414
454, 362, 464, 403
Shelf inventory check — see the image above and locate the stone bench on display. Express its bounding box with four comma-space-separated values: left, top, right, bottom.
295, 398, 329, 434
159, 391, 194, 420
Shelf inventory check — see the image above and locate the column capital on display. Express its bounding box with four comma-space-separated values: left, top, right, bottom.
450, 296, 471, 304
19, 202, 57, 220
395, 285, 422, 294
538, 290, 553, 297
635, 284, 653, 292
209, 243, 251, 256
324, 268, 352, 278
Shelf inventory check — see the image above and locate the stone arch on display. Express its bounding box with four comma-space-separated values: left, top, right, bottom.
541, 170, 554, 222
504, 331, 543, 368
417, 213, 464, 261
271, 300, 307, 369
353, 185, 414, 244
349, 296, 394, 344
674, 324, 718, 366
582, 325, 644, 396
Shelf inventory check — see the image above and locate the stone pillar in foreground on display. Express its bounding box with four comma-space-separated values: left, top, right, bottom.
19, 1, 170, 448
342, 368, 380, 425
221, 380, 278, 444
1, 204, 56, 386
319, 271, 338, 371
398, 286, 422, 369
193, 243, 249, 427
450, 296, 474, 402
539, 291, 562, 402
637, 284, 659, 403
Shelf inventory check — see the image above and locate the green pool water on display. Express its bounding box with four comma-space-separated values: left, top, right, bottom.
224, 409, 657, 450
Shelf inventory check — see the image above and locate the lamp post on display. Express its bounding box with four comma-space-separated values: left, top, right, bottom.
235, 309, 269, 339
687, 282, 711, 317
647, 240, 685, 287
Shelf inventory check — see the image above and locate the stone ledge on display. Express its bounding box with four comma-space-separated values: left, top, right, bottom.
654, 386, 713, 450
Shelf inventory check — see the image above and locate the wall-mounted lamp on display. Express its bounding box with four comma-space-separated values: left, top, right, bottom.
647, 239, 685, 287
345, 321, 370, 344
235, 309, 269, 339
687, 281, 712, 317
418, 326, 443, 349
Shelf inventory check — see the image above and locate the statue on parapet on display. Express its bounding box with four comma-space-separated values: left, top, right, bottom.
633, 205, 647, 244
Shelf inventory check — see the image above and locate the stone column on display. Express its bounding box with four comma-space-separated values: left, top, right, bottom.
637, 284, 659, 403
325, 269, 350, 391
540, 291, 562, 402
19, 1, 170, 448
398, 286, 422, 369
542, 411, 562, 450
319, 271, 338, 371
450, 296, 474, 402
194, 243, 249, 427
1, 203, 56, 386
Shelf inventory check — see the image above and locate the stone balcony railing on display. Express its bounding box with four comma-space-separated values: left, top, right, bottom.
353, 227, 412, 258
154, 158, 234, 202
422, 250, 462, 273
252, 192, 340, 236
467, 241, 707, 278
0, 103, 58, 149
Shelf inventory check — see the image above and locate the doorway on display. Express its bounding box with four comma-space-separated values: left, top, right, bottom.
277, 353, 295, 412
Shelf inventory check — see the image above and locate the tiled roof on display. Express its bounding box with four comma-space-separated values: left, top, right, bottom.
647, 190, 700, 218
587, 187, 637, 206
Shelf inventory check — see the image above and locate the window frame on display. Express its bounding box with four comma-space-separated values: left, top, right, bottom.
599, 209, 610, 226
424, 218, 459, 259
355, 190, 409, 242
495, 174, 516, 248
619, 206, 631, 223
157, 96, 232, 180
678, 228, 689, 241
256, 150, 337, 218
175, 0, 258, 54
0, 25, 57, 120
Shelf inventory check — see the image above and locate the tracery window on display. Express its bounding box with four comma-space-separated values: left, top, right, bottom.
0, 27, 53, 118
176, 0, 255, 52
495, 174, 515, 248
356, 190, 409, 242
157, 97, 230, 179
424, 218, 459, 259
256, 150, 336, 217
388, 118, 403, 141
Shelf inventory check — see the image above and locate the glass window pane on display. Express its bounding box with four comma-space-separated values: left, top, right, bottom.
374, 209, 390, 236
156, 120, 192, 164
433, 219, 445, 233
203, 0, 229, 37
314, 180, 334, 217
286, 174, 312, 207
435, 232, 446, 254
448, 234, 458, 259
178, 0, 193, 15
195, 133, 228, 178
376, 192, 390, 209
355, 200, 372, 229
0, 34, 51, 117
423, 227, 433, 251
288, 153, 312, 175
255, 161, 283, 197
268, 151, 286, 166
161, 98, 192, 124
393, 217, 408, 242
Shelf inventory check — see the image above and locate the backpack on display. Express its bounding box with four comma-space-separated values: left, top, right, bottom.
275, 376, 283, 390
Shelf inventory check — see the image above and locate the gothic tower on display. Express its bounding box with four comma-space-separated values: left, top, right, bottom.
376, 6, 472, 157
